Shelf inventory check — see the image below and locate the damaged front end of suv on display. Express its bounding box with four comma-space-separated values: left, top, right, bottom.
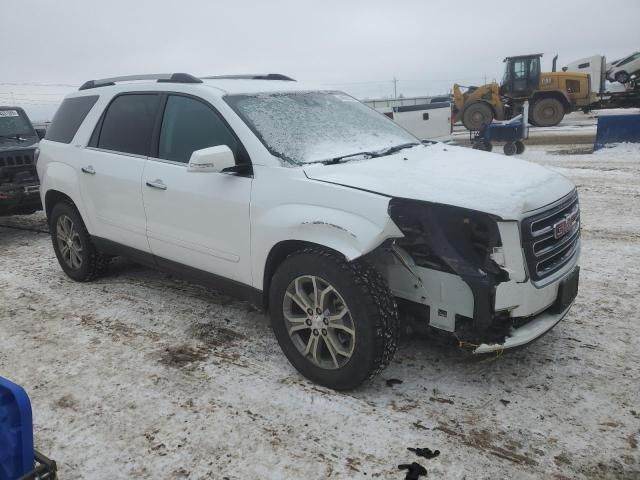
368, 193, 580, 353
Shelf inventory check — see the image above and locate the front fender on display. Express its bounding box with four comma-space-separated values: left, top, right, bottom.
252, 203, 403, 289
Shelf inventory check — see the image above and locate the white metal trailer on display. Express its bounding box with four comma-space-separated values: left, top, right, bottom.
364, 96, 452, 141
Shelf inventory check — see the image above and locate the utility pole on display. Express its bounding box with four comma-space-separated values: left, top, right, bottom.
393, 77, 398, 98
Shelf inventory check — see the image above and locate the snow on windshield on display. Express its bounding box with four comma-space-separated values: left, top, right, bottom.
226, 92, 417, 165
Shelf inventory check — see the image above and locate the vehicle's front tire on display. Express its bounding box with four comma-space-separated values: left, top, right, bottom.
462, 102, 494, 130
269, 248, 398, 390
49, 201, 108, 282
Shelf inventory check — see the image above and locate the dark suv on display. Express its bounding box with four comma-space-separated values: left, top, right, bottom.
0, 106, 45, 216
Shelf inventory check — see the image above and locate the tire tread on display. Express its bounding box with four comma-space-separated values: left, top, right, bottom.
286, 247, 398, 385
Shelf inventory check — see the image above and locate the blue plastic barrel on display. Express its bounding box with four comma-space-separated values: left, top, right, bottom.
594, 113, 640, 150
0, 377, 34, 480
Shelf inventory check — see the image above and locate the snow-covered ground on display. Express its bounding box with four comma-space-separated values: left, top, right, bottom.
1, 144, 639, 479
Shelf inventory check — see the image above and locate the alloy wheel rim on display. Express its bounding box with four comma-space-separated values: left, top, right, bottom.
56, 215, 83, 270
282, 275, 356, 369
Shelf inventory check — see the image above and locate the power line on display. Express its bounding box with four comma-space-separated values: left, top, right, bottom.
0, 82, 78, 87
0, 91, 66, 97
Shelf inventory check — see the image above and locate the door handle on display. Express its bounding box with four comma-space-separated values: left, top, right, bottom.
146, 179, 167, 190
81, 166, 96, 175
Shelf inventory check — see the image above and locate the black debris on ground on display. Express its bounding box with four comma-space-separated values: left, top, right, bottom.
500, 399, 511, 406
386, 378, 403, 387
398, 462, 427, 479
408, 447, 440, 460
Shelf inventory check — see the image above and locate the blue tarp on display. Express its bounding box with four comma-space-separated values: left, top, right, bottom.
594, 114, 640, 150
0, 377, 34, 480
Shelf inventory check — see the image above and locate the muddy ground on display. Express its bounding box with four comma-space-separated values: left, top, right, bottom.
0, 144, 638, 479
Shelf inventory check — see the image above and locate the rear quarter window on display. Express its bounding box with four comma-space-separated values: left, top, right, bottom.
45, 95, 99, 144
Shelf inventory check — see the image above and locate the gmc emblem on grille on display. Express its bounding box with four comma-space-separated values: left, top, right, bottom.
553, 209, 579, 239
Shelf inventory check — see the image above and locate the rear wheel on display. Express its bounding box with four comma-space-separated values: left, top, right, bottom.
531, 98, 565, 127
269, 248, 398, 390
462, 103, 494, 130
50, 201, 108, 281
515, 140, 526, 154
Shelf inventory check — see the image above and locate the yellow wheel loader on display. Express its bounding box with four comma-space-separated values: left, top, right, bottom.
453, 54, 595, 130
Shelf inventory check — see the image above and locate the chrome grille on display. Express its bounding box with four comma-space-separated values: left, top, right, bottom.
521, 191, 580, 281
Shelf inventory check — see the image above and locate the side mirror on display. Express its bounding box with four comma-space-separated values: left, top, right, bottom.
35, 128, 46, 140
187, 145, 235, 173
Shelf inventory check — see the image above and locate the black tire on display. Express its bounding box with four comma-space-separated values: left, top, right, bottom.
615, 71, 629, 84
503, 142, 517, 156
483, 141, 493, 152
515, 140, 525, 154
49, 200, 108, 282
462, 103, 494, 130
269, 247, 398, 390
530, 98, 565, 127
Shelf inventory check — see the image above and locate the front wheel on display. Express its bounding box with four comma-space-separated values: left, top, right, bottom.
269, 248, 398, 390
462, 103, 494, 130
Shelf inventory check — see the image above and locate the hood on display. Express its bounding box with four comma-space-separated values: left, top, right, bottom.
303, 143, 575, 220
0, 136, 38, 152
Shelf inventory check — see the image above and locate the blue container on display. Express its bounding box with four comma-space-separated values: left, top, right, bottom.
594, 114, 640, 150
0, 377, 34, 480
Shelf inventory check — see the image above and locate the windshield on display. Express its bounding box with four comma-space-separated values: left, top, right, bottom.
0, 109, 34, 138
225, 91, 418, 165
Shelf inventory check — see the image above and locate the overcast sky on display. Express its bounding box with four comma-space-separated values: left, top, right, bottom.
1, 0, 638, 121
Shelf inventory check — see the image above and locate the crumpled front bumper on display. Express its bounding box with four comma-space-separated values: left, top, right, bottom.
473, 303, 572, 354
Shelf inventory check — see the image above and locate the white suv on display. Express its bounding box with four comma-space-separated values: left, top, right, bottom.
606, 51, 640, 84
38, 73, 581, 390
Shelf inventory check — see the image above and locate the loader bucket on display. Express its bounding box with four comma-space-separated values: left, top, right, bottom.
594, 113, 640, 150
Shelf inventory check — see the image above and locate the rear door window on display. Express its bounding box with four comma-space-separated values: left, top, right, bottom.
157, 95, 238, 164
97, 94, 160, 156
45, 96, 99, 143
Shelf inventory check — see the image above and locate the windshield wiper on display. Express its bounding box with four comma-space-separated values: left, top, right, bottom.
0, 134, 26, 140
370, 142, 420, 158
313, 151, 376, 165
308, 142, 420, 165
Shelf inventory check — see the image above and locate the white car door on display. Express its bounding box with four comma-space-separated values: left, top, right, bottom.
79, 93, 161, 253
141, 94, 253, 284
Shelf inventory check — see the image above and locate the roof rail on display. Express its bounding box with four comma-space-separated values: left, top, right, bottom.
78, 73, 202, 91
202, 73, 296, 81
